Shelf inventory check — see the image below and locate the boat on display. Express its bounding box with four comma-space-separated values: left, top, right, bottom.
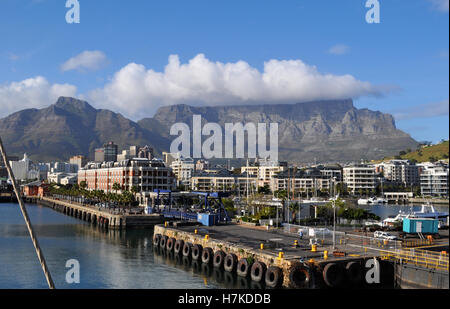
412, 203, 449, 220
357, 198, 370, 205
382, 210, 413, 227
358, 197, 388, 205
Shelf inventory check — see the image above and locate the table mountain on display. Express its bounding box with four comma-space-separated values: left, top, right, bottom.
0, 97, 418, 163
140, 99, 419, 163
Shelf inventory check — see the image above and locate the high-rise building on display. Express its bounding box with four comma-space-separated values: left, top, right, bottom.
70, 155, 87, 170
94, 148, 105, 162
104, 141, 118, 162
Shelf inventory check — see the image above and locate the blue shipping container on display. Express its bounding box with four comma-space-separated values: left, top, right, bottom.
403, 218, 439, 234
197, 213, 218, 226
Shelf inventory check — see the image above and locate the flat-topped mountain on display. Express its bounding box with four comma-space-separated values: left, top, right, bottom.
0, 97, 418, 163
140, 99, 419, 163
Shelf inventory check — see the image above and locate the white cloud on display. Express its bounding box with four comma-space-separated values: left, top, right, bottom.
61, 50, 107, 72
88, 53, 391, 119
394, 99, 449, 120
428, 0, 449, 12
0, 77, 77, 118
328, 44, 350, 55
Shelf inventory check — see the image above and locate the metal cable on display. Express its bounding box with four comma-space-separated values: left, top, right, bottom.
0, 137, 55, 289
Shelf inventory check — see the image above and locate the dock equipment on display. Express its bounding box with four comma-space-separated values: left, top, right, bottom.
154, 190, 231, 226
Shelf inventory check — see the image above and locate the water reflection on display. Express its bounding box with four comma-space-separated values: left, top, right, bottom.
151, 245, 263, 289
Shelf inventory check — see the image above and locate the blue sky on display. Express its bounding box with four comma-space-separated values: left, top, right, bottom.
0, 0, 448, 143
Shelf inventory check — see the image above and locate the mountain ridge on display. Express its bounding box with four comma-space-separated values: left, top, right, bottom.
0, 97, 418, 163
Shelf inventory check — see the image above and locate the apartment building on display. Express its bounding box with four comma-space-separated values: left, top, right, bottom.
170, 158, 195, 186
78, 158, 176, 193
376, 160, 420, 186
241, 159, 286, 188
343, 164, 377, 194
420, 167, 449, 197
191, 170, 257, 195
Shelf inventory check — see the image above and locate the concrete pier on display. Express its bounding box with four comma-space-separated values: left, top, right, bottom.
38, 197, 164, 229
153, 223, 394, 289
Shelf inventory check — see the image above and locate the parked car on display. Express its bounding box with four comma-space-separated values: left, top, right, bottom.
374, 231, 398, 240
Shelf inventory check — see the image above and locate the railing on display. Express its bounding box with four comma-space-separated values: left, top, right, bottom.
381, 249, 449, 272
402, 239, 434, 248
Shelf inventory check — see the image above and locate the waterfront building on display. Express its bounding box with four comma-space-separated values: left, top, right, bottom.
343, 164, 377, 195
241, 159, 287, 188
376, 160, 420, 187
78, 158, 176, 193
47, 172, 78, 185
9, 154, 40, 181
191, 170, 257, 195
420, 166, 449, 198
269, 169, 334, 196
170, 157, 195, 187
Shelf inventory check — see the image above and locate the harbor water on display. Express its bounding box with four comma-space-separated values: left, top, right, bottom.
0, 202, 448, 289
0, 203, 230, 289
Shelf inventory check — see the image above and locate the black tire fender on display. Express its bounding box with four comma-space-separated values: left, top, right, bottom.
323, 263, 344, 288
224, 253, 238, 273
174, 239, 185, 255
201, 247, 214, 264
192, 244, 203, 260
237, 258, 252, 278
182, 242, 192, 257
153, 234, 161, 247
250, 261, 267, 283
213, 250, 226, 268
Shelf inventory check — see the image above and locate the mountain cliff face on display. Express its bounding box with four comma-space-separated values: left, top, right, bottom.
0, 97, 167, 162
0, 97, 418, 163
141, 99, 418, 163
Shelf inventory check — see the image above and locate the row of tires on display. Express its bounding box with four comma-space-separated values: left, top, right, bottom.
153, 234, 286, 288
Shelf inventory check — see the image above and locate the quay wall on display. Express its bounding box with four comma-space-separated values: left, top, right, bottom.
37, 197, 164, 229
154, 224, 295, 287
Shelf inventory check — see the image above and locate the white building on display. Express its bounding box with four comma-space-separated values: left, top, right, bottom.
343, 164, 377, 195
241, 159, 286, 188
170, 158, 195, 186
420, 167, 449, 198
376, 160, 420, 186
9, 154, 40, 181
48, 172, 78, 185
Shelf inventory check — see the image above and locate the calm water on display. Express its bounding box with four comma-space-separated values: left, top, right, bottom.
0, 203, 235, 289
0, 202, 448, 289
357, 203, 449, 220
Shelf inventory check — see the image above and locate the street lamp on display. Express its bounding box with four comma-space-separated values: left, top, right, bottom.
332, 177, 338, 250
